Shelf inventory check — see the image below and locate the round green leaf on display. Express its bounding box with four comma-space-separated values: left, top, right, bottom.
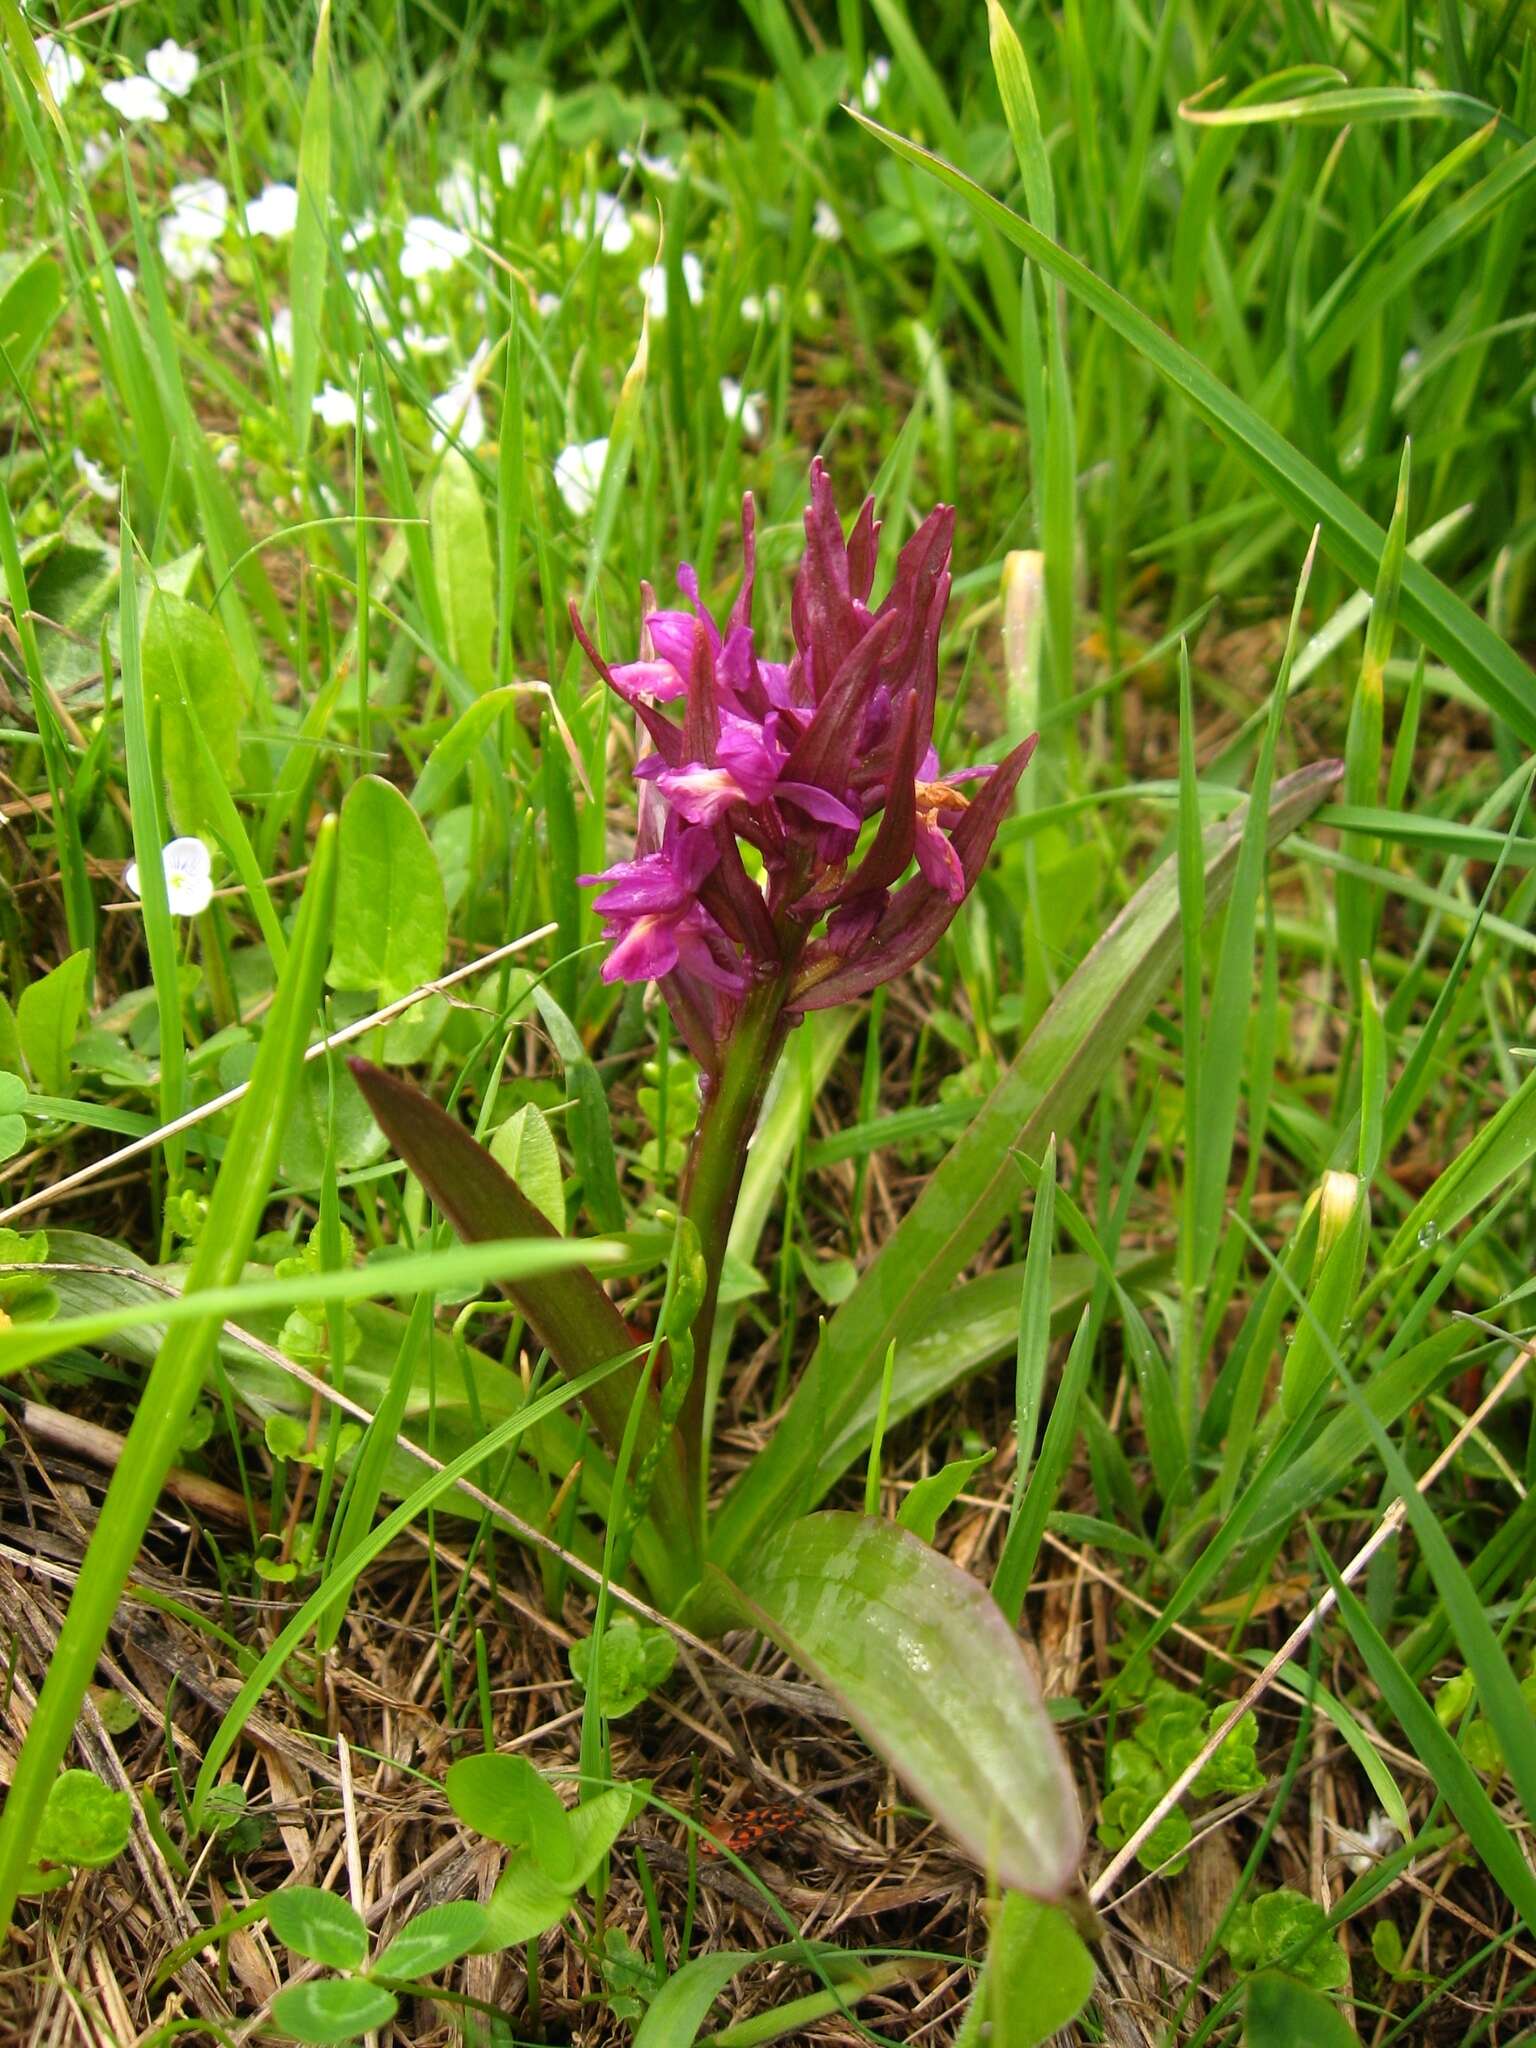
265, 1886, 369, 1970
270, 1979, 398, 2044
371, 1900, 488, 1980
33, 1769, 132, 1869
327, 775, 447, 1000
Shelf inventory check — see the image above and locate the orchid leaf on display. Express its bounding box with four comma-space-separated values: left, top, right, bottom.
349, 1059, 696, 1587
714, 761, 1340, 1568
723, 1513, 1083, 1898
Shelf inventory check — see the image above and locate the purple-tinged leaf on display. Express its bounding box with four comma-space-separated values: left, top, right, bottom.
348, 1059, 696, 1568
723, 1513, 1083, 1898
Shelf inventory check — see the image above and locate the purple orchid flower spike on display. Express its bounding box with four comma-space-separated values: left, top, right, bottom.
574, 457, 1037, 1063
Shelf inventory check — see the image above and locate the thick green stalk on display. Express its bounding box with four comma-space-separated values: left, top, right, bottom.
678, 975, 793, 1527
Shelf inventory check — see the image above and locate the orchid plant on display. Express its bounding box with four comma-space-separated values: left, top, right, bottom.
352, 461, 1336, 1909
353, 461, 1084, 1900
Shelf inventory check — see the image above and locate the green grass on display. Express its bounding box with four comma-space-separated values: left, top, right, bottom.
2, 0, 1535, 2040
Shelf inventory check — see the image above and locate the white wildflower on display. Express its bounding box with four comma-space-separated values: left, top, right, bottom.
144, 38, 199, 99
553, 436, 609, 518
618, 144, 679, 184
427, 373, 485, 451
36, 35, 84, 104
741, 285, 784, 324
858, 54, 891, 110
564, 190, 633, 255
170, 178, 229, 236
340, 215, 377, 253
101, 75, 169, 124
719, 377, 765, 441
81, 136, 113, 178
638, 250, 703, 321
312, 382, 374, 432
344, 268, 388, 322
437, 163, 489, 230
535, 291, 561, 319
245, 181, 299, 239
498, 140, 525, 184
400, 214, 469, 280
112, 264, 137, 294
73, 450, 118, 504
399, 324, 452, 357
125, 837, 213, 917
269, 306, 294, 363
812, 199, 841, 242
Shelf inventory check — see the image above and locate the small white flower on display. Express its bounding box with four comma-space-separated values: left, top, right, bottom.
269, 305, 294, 363
158, 180, 227, 282
81, 136, 113, 178
437, 163, 488, 229
245, 181, 299, 239
553, 436, 609, 518
498, 140, 525, 184
535, 291, 561, 319
73, 450, 118, 503
638, 251, 703, 321
812, 198, 842, 243
171, 178, 229, 237
101, 75, 169, 124
618, 144, 679, 184
1336, 1810, 1400, 1876
719, 377, 765, 441
159, 214, 221, 282
312, 382, 374, 432
36, 35, 84, 104
400, 214, 470, 280
742, 286, 785, 323
858, 54, 891, 111
216, 440, 240, 471
344, 268, 388, 322
145, 38, 199, 99
564, 190, 633, 255
111, 263, 137, 294
399, 324, 451, 356
340, 215, 377, 253
427, 374, 485, 451
125, 837, 213, 917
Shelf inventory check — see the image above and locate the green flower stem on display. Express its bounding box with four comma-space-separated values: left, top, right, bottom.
678, 973, 792, 1532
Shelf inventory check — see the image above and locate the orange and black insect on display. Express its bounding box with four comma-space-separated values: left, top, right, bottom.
701, 1801, 802, 1858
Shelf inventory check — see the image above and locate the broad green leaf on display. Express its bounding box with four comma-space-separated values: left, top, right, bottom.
270, 1980, 398, 2044
473, 1789, 635, 1951
852, 112, 1536, 747
715, 763, 1340, 1568
266, 1885, 368, 1970
31, 1770, 131, 1870
17, 950, 89, 1097
141, 589, 248, 835
1244, 1974, 1360, 2048
954, 1892, 1096, 2047
431, 448, 495, 694
444, 1754, 574, 1879
371, 1901, 488, 1980
0, 248, 61, 377
490, 1104, 565, 1233
726, 1513, 1083, 1898
328, 776, 447, 999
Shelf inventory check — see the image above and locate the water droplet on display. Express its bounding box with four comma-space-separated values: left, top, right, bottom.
1417, 1221, 1440, 1251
